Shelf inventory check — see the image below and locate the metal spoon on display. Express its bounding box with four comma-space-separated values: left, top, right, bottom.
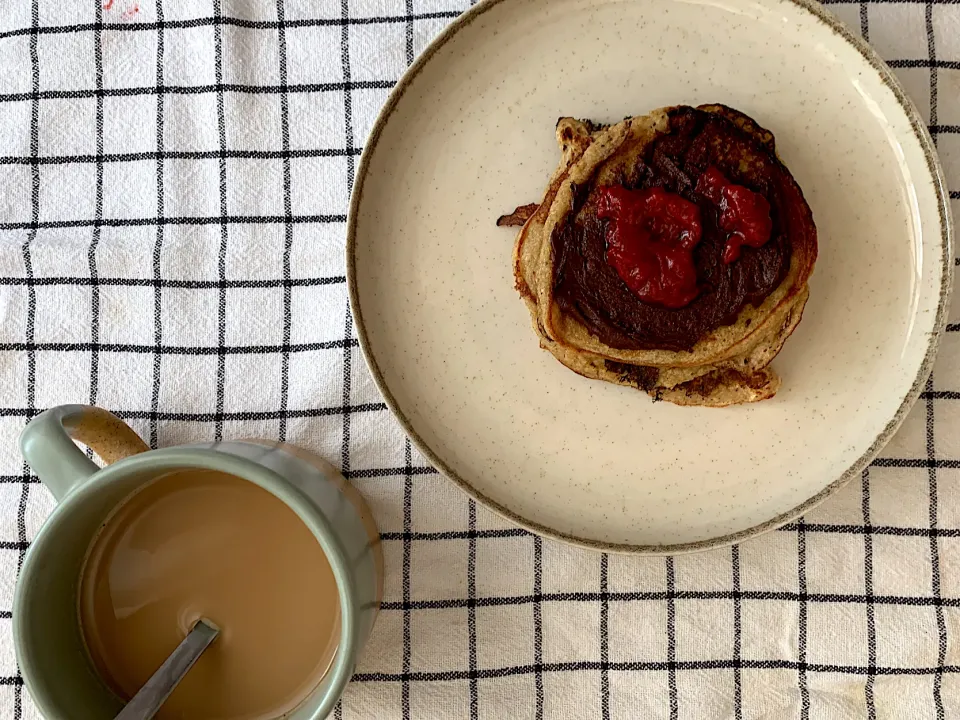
114, 619, 220, 720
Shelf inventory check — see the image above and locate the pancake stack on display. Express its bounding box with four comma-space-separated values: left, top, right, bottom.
500, 105, 817, 407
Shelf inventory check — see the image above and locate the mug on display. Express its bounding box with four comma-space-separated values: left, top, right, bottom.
13, 404, 382, 720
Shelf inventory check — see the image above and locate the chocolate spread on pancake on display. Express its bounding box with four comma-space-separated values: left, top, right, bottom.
552, 106, 805, 352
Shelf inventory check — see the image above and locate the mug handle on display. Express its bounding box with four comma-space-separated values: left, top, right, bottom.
20, 405, 150, 501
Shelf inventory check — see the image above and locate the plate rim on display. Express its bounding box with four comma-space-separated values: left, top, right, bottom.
346, 0, 956, 554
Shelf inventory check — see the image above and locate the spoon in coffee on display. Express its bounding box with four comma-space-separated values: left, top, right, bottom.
114, 619, 220, 720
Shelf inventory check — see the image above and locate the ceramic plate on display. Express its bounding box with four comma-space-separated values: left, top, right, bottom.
347, 0, 953, 552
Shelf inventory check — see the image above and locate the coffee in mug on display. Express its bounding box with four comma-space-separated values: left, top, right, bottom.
14, 404, 382, 720
78, 468, 342, 719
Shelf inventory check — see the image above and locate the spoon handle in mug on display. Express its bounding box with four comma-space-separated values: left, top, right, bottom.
114, 620, 220, 720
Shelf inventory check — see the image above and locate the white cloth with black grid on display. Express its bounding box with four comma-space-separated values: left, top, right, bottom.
0, 1, 958, 718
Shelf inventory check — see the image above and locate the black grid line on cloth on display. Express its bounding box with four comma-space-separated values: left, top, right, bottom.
731, 545, 743, 720
14, 0, 41, 715
862, 469, 877, 720
339, 0, 354, 480
927, 2, 939, 141
600, 553, 610, 720
41, 664, 960, 689
797, 518, 810, 720
782, 519, 960, 534
347, 465, 439, 480
925, 7, 947, 703
666, 557, 678, 720
149, 0, 166, 451
533, 536, 544, 720
349, 660, 960, 682
0, 405, 385, 421
0, 149, 363, 163
468, 500, 479, 720
0, 11, 467, 41
405, 0, 415, 64
0, 214, 348, 230
873, 457, 960, 468
277, 0, 294, 443
19, 0, 39, 544
0, 80, 398, 104
402, 440, 412, 720
926, 374, 947, 719
924, 391, 960, 400
0, 340, 357, 354
213, 0, 230, 444
0, 275, 346, 288
888, 58, 960, 69
89, 0, 105, 414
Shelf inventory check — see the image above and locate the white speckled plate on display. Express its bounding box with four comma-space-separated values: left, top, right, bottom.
347, 0, 954, 553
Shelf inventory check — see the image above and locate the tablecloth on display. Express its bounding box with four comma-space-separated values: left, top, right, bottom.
0, 0, 957, 718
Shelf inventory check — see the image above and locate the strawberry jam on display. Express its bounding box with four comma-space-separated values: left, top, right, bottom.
596, 185, 702, 309
695, 166, 773, 264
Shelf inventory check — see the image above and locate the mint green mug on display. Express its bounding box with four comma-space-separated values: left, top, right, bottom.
14, 404, 382, 720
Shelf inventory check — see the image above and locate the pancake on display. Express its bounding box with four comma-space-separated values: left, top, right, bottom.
502, 104, 817, 406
